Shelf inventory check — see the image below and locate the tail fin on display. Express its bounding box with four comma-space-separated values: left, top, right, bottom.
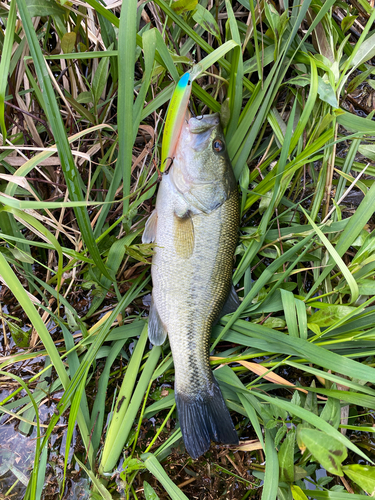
175, 378, 238, 459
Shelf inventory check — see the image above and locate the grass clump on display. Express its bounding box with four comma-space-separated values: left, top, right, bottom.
1, 0, 375, 498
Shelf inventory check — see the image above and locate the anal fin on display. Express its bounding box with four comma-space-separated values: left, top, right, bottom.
148, 296, 167, 346
220, 285, 240, 318
142, 210, 158, 244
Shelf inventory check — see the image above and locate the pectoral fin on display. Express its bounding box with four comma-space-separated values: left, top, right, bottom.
142, 210, 158, 244
173, 213, 194, 259
220, 285, 240, 317
148, 296, 167, 346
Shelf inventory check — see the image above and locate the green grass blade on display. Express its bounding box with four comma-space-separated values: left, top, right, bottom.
281, 289, 299, 338
141, 453, 189, 500
1, 206, 64, 294
101, 344, 161, 472
261, 429, 278, 500
89, 340, 131, 452
0, 252, 91, 457
118, 0, 137, 216
254, 392, 370, 463
62, 373, 88, 493
305, 178, 375, 300
100, 323, 149, 472
224, 0, 243, 143
0, 0, 16, 140
75, 456, 113, 500
0, 370, 41, 498
233, 98, 297, 283
212, 232, 315, 350
18, 357, 51, 436
302, 208, 359, 304
301, 491, 368, 499
225, 318, 375, 385
284, 361, 375, 397
16, 0, 113, 281
133, 29, 157, 137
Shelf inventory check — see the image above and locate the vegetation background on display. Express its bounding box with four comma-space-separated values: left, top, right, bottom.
1, 0, 375, 498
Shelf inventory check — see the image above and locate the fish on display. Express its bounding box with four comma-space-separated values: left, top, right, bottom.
142, 112, 239, 459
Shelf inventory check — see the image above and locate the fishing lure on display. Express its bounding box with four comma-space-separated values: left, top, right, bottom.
161, 65, 202, 172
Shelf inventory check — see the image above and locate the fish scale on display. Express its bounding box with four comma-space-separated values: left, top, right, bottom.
143, 113, 239, 458
155, 191, 239, 395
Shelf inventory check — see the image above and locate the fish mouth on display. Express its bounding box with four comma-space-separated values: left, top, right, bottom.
184, 113, 220, 152
188, 113, 220, 134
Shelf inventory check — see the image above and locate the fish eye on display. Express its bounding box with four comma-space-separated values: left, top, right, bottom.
213, 139, 224, 153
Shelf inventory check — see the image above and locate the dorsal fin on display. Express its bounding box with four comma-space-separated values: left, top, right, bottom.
148, 296, 167, 346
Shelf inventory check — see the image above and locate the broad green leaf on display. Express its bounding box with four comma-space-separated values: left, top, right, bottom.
291, 486, 309, 500
347, 67, 375, 93
317, 77, 338, 107
120, 457, 145, 476
263, 317, 286, 329
192, 4, 221, 43
143, 481, 160, 500
297, 428, 347, 476
26, 0, 65, 17
61, 32, 76, 54
359, 144, 375, 161
337, 110, 375, 134
320, 396, 340, 429
278, 486, 293, 500
6, 246, 34, 264
350, 32, 375, 68
294, 466, 308, 481
172, 0, 197, 15
8, 322, 30, 348
342, 464, 375, 495
92, 51, 110, 106
308, 306, 356, 327
341, 15, 357, 34
279, 429, 295, 483
252, 391, 369, 463
304, 381, 318, 418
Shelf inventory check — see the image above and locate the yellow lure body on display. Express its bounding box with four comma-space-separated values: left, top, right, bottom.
161, 71, 192, 172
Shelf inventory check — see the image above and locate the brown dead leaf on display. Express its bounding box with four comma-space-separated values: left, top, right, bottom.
211, 357, 327, 400
233, 439, 263, 452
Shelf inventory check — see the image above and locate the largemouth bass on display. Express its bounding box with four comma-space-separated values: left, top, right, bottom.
143, 113, 239, 459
